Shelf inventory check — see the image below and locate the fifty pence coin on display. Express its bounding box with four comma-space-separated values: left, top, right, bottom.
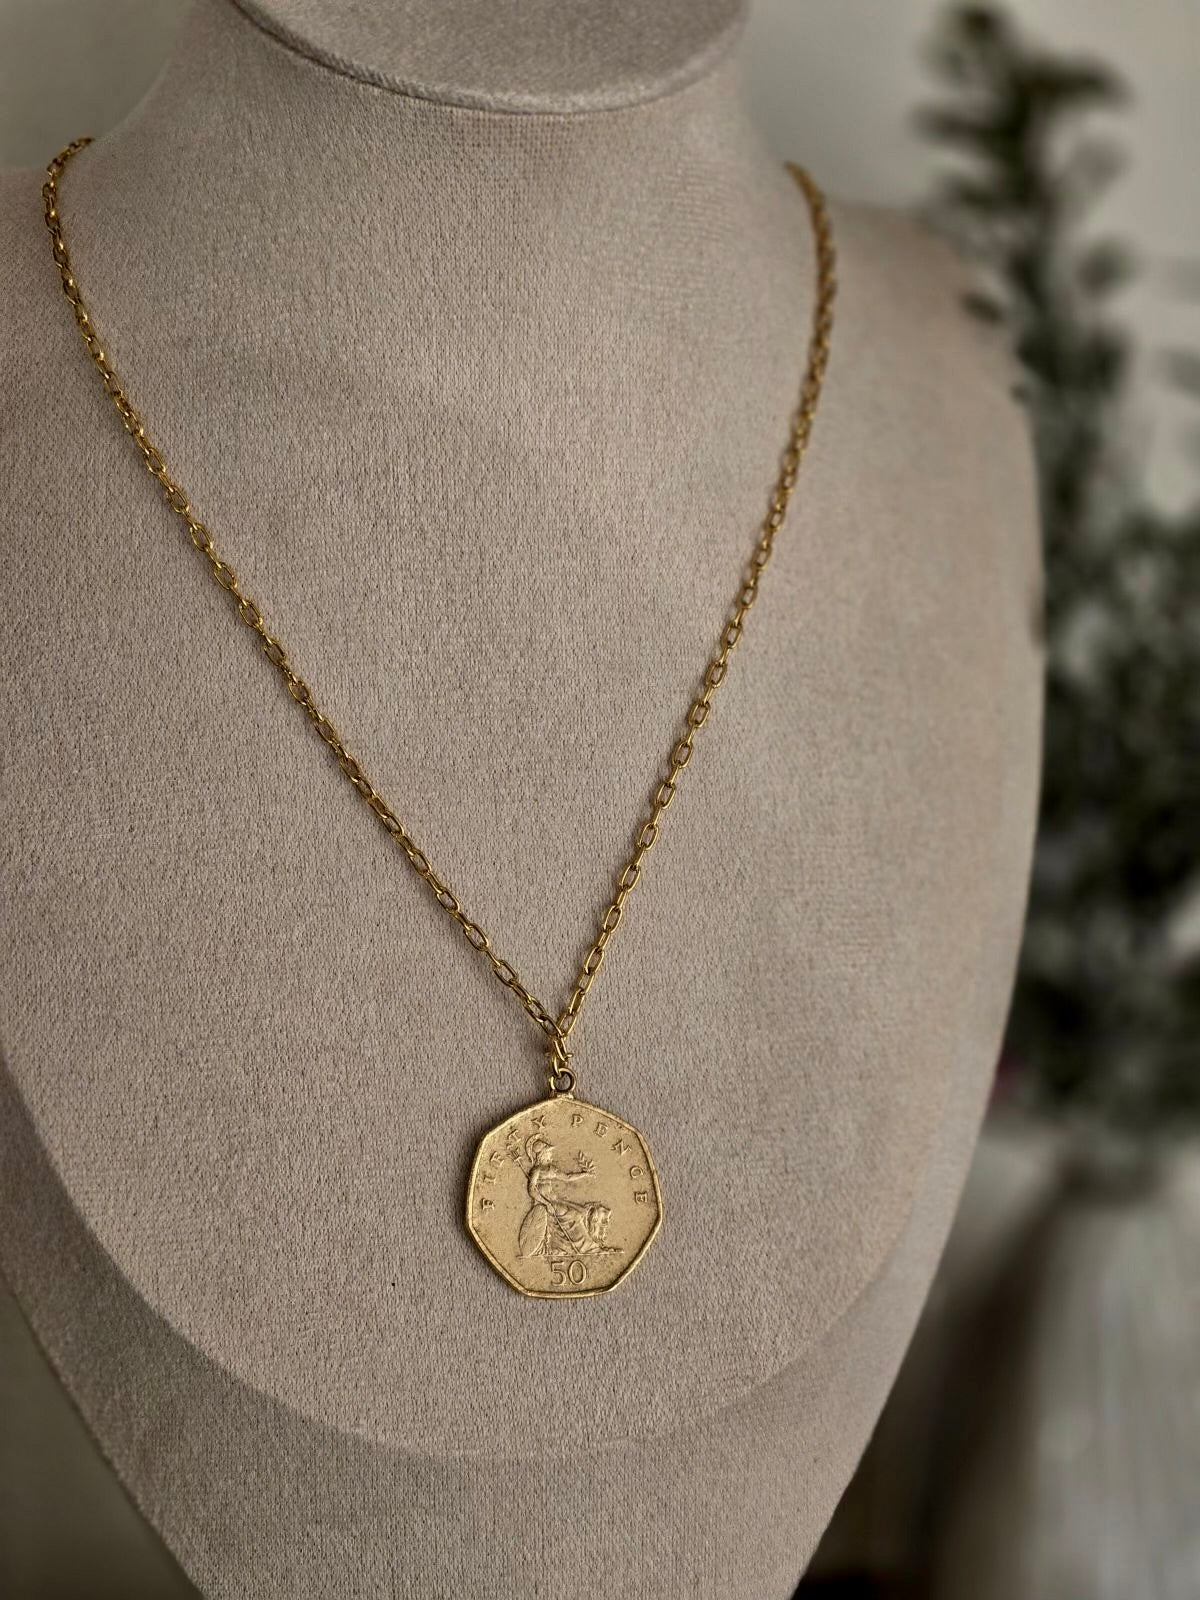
465, 1095, 662, 1298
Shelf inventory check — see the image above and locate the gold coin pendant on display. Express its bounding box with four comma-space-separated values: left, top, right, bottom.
465, 1095, 662, 1298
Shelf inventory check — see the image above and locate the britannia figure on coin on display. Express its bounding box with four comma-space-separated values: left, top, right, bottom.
515, 1135, 620, 1262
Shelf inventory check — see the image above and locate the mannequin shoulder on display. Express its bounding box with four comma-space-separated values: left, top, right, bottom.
0, 163, 106, 605
821, 195, 1029, 460
825, 196, 1017, 362
0, 164, 48, 290
810, 195, 1039, 578
0, 165, 64, 394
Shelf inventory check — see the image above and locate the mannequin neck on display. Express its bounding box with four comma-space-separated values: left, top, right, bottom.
76, 0, 779, 307
229, 0, 746, 112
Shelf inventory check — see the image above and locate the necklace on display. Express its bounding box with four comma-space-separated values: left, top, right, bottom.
42, 137, 836, 1298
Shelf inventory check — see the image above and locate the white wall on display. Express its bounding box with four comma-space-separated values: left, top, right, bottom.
4, 0, 1197, 505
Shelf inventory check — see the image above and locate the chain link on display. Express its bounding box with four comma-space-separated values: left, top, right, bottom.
41, 138, 836, 1096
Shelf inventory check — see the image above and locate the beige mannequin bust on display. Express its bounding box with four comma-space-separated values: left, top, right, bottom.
0, 0, 1042, 1595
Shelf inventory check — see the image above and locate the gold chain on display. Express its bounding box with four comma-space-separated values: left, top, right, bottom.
41, 137, 836, 1097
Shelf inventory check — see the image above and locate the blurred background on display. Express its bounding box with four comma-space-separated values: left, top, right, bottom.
2, 2, 1197, 1597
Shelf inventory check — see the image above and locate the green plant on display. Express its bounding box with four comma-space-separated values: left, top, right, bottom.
918, 5, 1200, 1130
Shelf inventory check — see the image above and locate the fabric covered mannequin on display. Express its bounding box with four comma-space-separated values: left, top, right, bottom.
0, 0, 1042, 1594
